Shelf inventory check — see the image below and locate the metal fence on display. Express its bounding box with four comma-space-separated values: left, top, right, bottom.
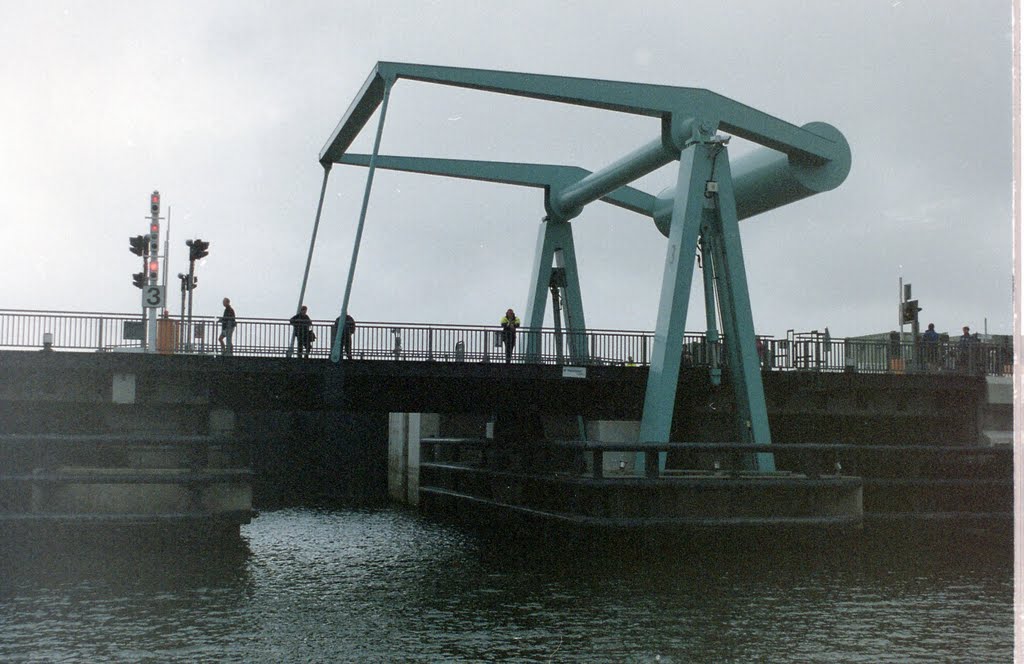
0, 309, 1012, 376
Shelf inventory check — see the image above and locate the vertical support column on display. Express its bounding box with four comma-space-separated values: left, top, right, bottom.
524, 219, 556, 360
554, 232, 588, 364
637, 144, 714, 471
523, 218, 587, 363
705, 151, 775, 471
700, 235, 722, 386
388, 412, 438, 506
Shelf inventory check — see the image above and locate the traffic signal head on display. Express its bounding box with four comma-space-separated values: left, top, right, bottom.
187, 238, 210, 261
901, 299, 920, 324
132, 272, 146, 289
129, 235, 148, 256
150, 191, 160, 216
148, 259, 159, 279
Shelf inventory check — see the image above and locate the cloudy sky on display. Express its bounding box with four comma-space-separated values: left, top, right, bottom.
0, 1, 1015, 339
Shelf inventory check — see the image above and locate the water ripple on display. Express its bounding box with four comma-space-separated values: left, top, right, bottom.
0, 508, 1010, 662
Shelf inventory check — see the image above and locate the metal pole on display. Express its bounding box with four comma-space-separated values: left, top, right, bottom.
551, 283, 564, 364
332, 78, 394, 363
179, 275, 187, 350
163, 206, 171, 296
288, 165, 334, 358
186, 259, 195, 352
898, 276, 904, 339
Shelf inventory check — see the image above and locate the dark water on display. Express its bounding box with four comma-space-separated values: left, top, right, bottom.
0, 508, 1012, 663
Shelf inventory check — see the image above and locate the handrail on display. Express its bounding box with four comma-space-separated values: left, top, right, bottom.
0, 309, 1012, 376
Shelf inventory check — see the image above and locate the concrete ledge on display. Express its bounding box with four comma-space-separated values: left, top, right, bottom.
985, 375, 1012, 404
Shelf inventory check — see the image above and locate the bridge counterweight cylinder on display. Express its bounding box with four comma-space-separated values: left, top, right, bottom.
652, 121, 851, 236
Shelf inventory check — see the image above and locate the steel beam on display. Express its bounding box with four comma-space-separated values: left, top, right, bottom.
550, 136, 678, 220
703, 151, 775, 470
636, 144, 712, 470
322, 62, 845, 166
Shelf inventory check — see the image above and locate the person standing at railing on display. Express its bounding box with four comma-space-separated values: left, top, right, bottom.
291, 305, 313, 359
500, 308, 520, 364
922, 323, 939, 371
343, 314, 355, 360
218, 298, 236, 356
958, 325, 980, 371
332, 313, 356, 360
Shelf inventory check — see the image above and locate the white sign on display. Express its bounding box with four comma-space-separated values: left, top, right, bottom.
142, 285, 165, 309
562, 366, 587, 379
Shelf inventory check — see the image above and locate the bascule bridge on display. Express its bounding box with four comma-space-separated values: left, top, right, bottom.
304, 62, 859, 529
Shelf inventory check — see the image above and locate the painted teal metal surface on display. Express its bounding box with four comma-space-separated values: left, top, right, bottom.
319, 62, 850, 476
522, 218, 587, 363
335, 153, 655, 221
635, 144, 711, 471
701, 151, 774, 469
652, 122, 851, 234
321, 63, 844, 166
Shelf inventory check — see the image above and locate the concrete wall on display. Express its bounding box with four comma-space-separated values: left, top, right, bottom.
388, 413, 439, 506
585, 420, 640, 475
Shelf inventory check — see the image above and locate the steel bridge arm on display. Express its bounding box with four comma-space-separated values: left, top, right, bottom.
320, 62, 842, 166
336, 153, 657, 219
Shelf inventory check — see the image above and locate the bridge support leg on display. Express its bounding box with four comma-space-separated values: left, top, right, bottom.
702, 152, 774, 471
523, 218, 588, 363
700, 236, 722, 386
637, 140, 775, 472
637, 144, 710, 470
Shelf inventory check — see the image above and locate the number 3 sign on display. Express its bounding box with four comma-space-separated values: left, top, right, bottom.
142, 285, 165, 309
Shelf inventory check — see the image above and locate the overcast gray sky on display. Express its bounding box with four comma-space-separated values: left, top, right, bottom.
0, 1, 1014, 338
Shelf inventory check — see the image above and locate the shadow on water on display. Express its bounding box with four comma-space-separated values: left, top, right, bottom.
0, 527, 253, 597
467, 518, 1013, 584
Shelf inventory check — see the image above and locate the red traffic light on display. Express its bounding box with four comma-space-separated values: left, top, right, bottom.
148, 260, 159, 274
150, 190, 160, 215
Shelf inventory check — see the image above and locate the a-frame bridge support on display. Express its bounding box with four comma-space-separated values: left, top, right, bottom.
522, 217, 587, 363
314, 62, 851, 472
639, 135, 773, 473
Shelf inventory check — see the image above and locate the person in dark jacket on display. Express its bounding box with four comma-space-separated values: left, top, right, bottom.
500, 308, 520, 364
343, 314, 355, 360
291, 305, 313, 359
218, 297, 236, 356
332, 313, 356, 360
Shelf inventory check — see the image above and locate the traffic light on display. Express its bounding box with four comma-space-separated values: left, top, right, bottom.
129, 235, 148, 256
150, 191, 160, 217
132, 272, 146, 289
178, 274, 198, 292
187, 238, 210, 261
901, 299, 920, 324
148, 259, 159, 279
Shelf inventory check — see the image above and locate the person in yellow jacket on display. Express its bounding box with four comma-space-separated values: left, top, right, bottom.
500, 308, 521, 363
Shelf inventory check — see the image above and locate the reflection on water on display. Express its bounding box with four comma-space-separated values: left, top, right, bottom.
0, 508, 1011, 663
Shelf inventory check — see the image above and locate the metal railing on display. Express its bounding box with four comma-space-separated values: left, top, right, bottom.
0, 309, 1012, 375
